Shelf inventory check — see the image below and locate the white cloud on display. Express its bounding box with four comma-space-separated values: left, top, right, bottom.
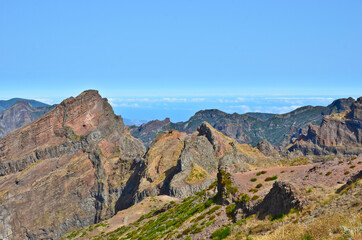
190, 98, 206, 102
162, 98, 187, 103
34, 98, 56, 105
218, 97, 247, 103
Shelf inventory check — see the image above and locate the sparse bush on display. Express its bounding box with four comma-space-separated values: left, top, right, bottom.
350, 165, 356, 169
265, 175, 278, 181
344, 171, 350, 175
226, 204, 236, 218
211, 226, 231, 240
255, 183, 263, 188
252, 195, 259, 201
325, 171, 332, 176
249, 188, 258, 193
307, 188, 312, 193
256, 171, 267, 176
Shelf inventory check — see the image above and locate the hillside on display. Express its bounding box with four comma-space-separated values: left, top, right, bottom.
63, 157, 362, 240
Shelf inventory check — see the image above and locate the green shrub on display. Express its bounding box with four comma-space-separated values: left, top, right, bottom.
211, 226, 231, 240
350, 165, 356, 169
256, 171, 267, 176
264, 175, 278, 181
251, 195, 259, 201
301, 234, 313, 240
225, 204, 236, 218
255, 183, 263, 188
344, 171, 350, 175
249, 188, 258, 193
250, 178, 257, 182
270, 213, 286, 221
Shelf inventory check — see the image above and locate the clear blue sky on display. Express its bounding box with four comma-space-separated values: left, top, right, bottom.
1, 1, 361, 121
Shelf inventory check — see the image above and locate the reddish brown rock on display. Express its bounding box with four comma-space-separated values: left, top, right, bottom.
0, 90, 145, 240
289, 97, 362, 156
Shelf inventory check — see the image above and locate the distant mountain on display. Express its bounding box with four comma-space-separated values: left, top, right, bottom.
130, 97, 356, 147
0, 101, 54, 139
0, 98, 49, 111
123, 118, 148, 126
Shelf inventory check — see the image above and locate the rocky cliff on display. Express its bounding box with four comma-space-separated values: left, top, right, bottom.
131, 122, 267, 205
289, 97, 362, 156
0, 101, 53, 139
0, 90, 145, 239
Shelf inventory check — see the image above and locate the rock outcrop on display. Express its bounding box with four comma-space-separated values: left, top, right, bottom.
131, 122, 267, 204
256, 139, 279, 157
0, 90, 145, 240
255, 181, 303, 219
289, 97, 362, 156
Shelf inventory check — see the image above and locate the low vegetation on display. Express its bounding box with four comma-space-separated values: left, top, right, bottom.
264, 175, 278, 182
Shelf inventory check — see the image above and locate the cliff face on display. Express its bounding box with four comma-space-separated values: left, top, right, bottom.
132, 122, 267, 204
0, 90, 145, 240
289, 97, 362, 155
0, 101, 53, 139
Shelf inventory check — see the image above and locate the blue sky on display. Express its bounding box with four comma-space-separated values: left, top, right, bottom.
1, 1, 361, 121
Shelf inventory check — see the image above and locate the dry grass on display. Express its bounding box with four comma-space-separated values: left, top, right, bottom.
255, 212, 361, 240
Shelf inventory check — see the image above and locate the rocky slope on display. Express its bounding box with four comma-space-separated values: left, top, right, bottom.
123, 122, 268, 210
289, 97, 362, 156
0, 90, 145, 239
0, 101, 54, 139
63, 156, 361, 240
129, 97, 356, 147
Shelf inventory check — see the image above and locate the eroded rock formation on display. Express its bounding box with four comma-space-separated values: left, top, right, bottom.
0, 90, 145, 239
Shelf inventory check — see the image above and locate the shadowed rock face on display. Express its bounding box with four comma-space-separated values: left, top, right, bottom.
289, 97, 362, 156
255, 181, 303, 219
131, 122, 267, 203
0, 101, 53, 139
0, 90, 145, 240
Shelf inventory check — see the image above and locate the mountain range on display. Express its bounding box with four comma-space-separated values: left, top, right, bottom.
0, 90, 360, 240
129, 97, 355, 148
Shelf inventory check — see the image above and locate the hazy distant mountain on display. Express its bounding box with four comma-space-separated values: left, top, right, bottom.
0, 98, 49, 111
123, 118, 148, 126
0, 101, 54, 139
130, 97, 356, 147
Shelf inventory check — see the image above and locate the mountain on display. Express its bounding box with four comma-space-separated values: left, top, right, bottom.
0, 90, 361, 240
289, 97, 362, 156
0, 90, 145, 239
0, 101, 54, 139
0, 98, 49, 111
123, 118, 148, 126
0, 91, 271, 239
130, 97, 357, 147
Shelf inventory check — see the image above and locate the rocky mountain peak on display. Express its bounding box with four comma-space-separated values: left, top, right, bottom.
0, 90, 145, 239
